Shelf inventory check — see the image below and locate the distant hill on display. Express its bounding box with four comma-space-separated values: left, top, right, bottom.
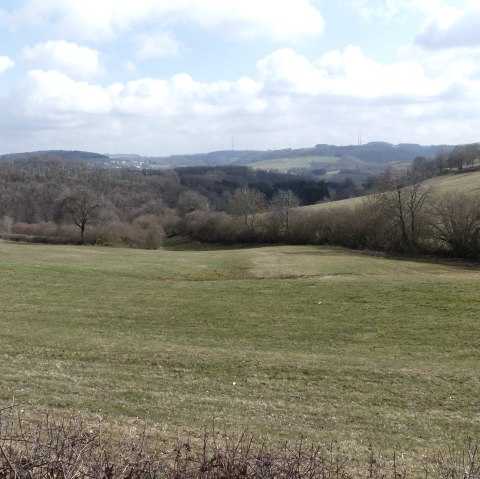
107, 143, 455, 166
0, 150, 109, 164
108, 150, 264, 168
111, 143, 456, 184
0, 143, 457, 179
311, 142, 451, 163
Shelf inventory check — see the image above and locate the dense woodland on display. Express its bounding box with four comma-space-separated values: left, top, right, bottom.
1, 143, 480, 259
0, 157, 329, 248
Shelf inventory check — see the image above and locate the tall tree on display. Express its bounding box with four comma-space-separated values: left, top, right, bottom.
230, 186, 266, 233
432, 192, 480, 258
269, 189, 300, 237
57, 188, 102, 243
372, 168, 432, 252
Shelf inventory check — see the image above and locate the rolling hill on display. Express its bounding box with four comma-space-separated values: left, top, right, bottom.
1, 143, 454, 177
0, 150, 109, 164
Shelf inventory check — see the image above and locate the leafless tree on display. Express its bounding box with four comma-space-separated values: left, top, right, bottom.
431, 192, 480, 258
177, 190, 211, 216
57, 187, 102, 243
230, 186, 266, 233
371, 168, 432, 251
269, 189, 300, 237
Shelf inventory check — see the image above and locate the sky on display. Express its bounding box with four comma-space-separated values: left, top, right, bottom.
0, 0, 479, 156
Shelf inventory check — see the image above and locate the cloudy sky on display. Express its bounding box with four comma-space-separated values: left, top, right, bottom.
0, 0, 479, 156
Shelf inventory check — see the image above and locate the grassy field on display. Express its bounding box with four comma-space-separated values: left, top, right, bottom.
1, 241, 479, 463
249, 155, 339, 172
304, 170, 480, 211
424, 170, 480, 196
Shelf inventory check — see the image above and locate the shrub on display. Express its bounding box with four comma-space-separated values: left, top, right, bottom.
12, 221, 58, 237
430, 193, 480, 258
133, 214, 165, 249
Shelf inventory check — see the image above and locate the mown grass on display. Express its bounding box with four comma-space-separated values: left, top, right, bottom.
0, 241, 479, 466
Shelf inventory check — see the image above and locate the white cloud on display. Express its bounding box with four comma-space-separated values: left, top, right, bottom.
179, 0, 325, 40
136, 32, 181, 59
16, 67, 265, 121
5, 67, 268, 153
415, 4, 480, 49
19, 69, 111, 117
3, 0, 324, 42
258, 46, 446, 99
0, 56, 15, 73
22, 40, 101, 78
399, 42, 480, 80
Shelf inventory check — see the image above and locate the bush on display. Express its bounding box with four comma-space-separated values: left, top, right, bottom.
12, 221, 59, 237
133, 214, 165, 249
86, 217, 164, 249
8, 222, 80, 244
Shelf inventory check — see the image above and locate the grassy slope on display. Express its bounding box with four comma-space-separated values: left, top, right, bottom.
305, 170, 480, 211
424, 170, 480, 195
1, 242, 480, 458
249, 156, 339, 172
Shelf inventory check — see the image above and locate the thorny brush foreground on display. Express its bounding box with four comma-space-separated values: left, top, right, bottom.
0, 406, 479, 479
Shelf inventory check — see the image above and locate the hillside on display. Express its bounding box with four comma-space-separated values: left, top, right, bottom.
0, 150, 109, 164
304, 170, 480, 211
425, 170, 480, 196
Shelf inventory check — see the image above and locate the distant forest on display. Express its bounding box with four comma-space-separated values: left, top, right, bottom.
0, 157, 332, 247
0, 158, 332, 220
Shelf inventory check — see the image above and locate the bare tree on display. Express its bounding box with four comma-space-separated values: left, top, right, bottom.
57, 188, 102, 243
230, 186, 266, 233
431, 192, 480, 258
372, 168, 432, 251
177, 191, 211, 216
270, 189, 300, 237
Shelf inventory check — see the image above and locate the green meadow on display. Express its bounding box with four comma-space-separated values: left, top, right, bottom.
1, 241, 479, 459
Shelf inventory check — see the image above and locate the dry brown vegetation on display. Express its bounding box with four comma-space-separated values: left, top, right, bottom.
1, 406, 480, 479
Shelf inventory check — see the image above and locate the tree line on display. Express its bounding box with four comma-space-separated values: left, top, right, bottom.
176, 170, 480, 259
178, 142, 480, 259
412, 143, 480, 177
